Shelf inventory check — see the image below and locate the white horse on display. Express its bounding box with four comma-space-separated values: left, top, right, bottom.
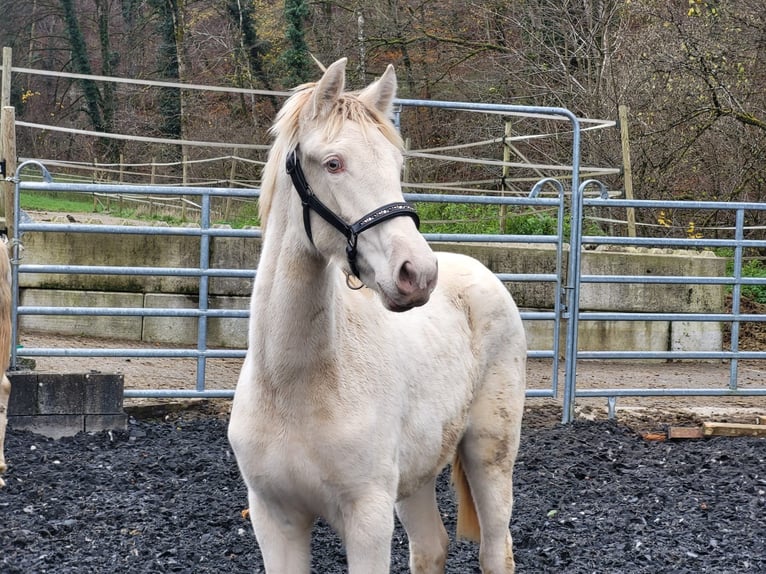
228, 58, 526, 573
0, 238, 12, 488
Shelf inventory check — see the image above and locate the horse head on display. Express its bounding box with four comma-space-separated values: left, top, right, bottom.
269, 58, 438, 312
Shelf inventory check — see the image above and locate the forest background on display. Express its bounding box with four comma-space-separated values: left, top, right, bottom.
0, 0, 765, 239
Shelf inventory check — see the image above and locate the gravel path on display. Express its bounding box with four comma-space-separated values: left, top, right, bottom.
2, 409, 764, 573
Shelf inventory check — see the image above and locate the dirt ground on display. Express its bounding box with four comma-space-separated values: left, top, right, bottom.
3, 403, 765, 573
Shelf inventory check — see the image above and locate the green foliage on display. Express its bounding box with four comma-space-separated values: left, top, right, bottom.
718, 250, 766, 304
282, 0, 311, 85
741, 259, 766, 304
505, 212, 560, 235
415, 202, 500, 234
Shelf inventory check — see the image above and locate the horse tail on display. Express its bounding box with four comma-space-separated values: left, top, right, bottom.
451, 452, 480, 542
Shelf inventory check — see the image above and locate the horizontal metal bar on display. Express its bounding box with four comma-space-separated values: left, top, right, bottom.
577, 350, 766, 360
123, 389, 236, 399
19, 180, 260, 198
583, 197, 766, 211
16, 347, 246, 359
575, 387, 766, 398
405, 193, 563, 206
121, 387, 558, 399
497, 273, 560, 283
525, 389, 556, 398
19, 222, 262, 238
520, 311, 557, 321
17, 306, 249, 318
528, 350, 557, 359
19, 263, 256, 278
580, 274, 766, 285
425, 233, 561, 243
579, 312, 766, 322
582, 235, 765, 249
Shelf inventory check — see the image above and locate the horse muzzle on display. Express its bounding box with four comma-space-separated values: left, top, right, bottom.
378, 257, 438, 312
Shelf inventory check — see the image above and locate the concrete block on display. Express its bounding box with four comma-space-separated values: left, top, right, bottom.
580, 319, 670, 354
83, 373, 125, 414
580, 247, 726, 313
209, 235, 259, 296
671, 321, 722, 356
21, 232, 200, 294
85, 413, 128, 433
19, 289, 144, 340
142, 293, 249, 347
8, 414, 85, 439
7, 371, 39, 415
523, 314, 671, 359
142, 293, 198, 345
37, 373, 86, 415
7, 372, 126, 438
207, 295, 249, 348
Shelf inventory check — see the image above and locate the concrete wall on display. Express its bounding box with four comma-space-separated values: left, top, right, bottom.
17, 232, 727, 353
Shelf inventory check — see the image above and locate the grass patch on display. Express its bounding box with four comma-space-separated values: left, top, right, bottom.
20, 192, 95, 213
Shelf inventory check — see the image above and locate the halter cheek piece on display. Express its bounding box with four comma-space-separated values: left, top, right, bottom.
285, 147, 420, 280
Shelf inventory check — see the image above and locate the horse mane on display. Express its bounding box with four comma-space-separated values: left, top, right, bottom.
258, 82, 404, 233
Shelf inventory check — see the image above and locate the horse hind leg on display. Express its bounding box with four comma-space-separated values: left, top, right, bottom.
395, 477, 449, 573
455, 377, 525, 572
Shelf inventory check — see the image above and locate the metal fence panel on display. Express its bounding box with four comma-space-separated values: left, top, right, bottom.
8, 103, 765, 424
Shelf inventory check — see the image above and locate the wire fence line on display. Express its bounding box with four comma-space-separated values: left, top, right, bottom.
5, 59, 620, 194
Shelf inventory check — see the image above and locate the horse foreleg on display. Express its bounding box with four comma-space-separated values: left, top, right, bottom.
247, 492, 313, 574
0, 375, 10, 488
342, 490, 396, 574
395, 477, 449, 573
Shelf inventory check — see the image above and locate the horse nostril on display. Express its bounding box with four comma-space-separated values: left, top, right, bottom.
396, 261, 417, 295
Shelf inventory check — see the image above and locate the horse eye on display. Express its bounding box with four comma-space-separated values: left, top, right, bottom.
324, 157, 344, 173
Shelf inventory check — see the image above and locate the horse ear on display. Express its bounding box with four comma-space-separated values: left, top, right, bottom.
358, 64, 397, 116
312, 57, 347, 119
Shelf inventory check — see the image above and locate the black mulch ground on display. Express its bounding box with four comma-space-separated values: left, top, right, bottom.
1, 412, 764, 573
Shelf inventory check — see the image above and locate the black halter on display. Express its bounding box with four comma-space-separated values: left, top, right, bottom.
285, 147, 420, 279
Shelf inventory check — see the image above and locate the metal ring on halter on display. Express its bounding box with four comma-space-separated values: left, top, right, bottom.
345, 273, 364, 290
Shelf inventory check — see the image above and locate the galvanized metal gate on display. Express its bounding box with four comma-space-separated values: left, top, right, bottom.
7, 102, 765, 423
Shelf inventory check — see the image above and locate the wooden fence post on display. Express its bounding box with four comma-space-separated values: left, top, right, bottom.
149, 157, 156, 218
224, 149, 238, 221
500, 119, 511, 233
618, 105, 637, 238
1, 48, 13, 235
1, 106, 16, 240
182, 153, 188, 221
1, 47, 11, 108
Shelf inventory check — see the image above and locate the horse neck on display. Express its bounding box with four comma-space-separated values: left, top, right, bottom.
252, 198, 341, 380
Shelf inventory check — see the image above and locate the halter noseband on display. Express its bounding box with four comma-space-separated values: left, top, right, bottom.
285, 147, 420, 279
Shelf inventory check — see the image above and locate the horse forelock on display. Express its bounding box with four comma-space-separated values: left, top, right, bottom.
259, 84, 402, 232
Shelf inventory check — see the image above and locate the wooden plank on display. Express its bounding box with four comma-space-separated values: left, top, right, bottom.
702, 422, 766, 438
667, 426, 704, 440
